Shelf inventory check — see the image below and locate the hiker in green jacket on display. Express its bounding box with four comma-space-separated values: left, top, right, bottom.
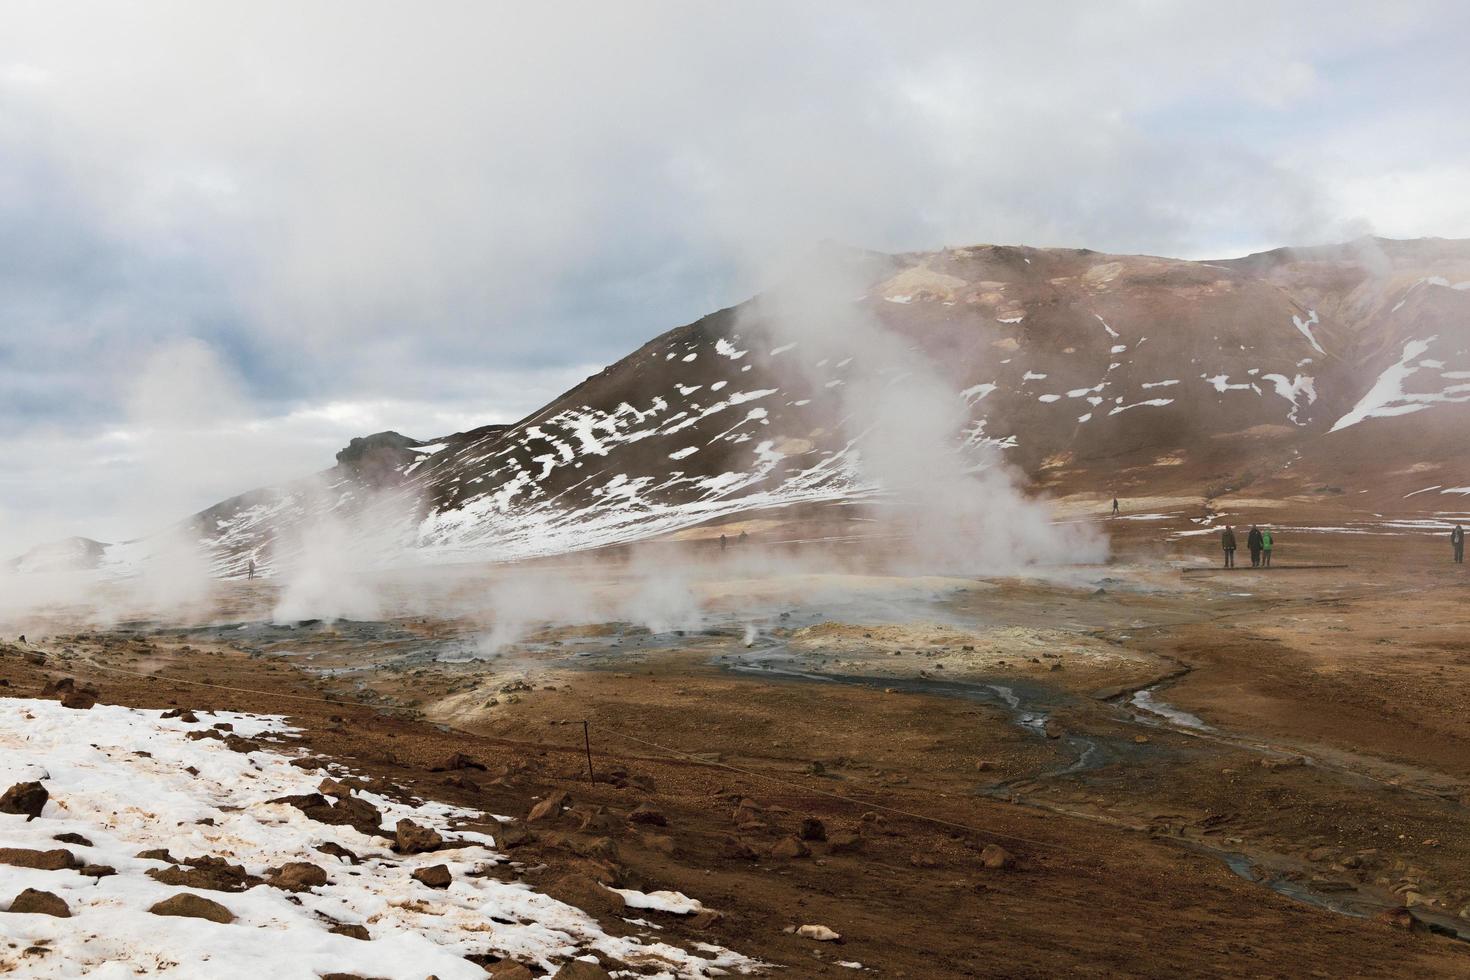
1261, 527, 1274, 567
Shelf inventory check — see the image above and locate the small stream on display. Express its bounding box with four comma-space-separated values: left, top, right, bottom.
723, 644, 1469, 943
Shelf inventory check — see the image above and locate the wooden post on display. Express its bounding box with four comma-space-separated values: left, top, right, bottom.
582, 720, 595, 783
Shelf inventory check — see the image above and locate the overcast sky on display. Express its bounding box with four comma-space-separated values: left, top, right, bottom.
3, 1, 1468, 552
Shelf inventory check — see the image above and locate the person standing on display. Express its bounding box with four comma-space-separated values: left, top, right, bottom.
1112, 498, 1120, 517
1261, 527, 1274, 567
720, 534, 728, 552
1247, 525, 1263, 567
1221, 525, 1237, 568
1453, 523, 1465, 564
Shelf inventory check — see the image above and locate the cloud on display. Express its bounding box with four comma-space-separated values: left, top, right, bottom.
2, 1, 1468, 549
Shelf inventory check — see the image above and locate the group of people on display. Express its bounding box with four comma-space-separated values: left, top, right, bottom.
1218, 521, 1466, 566
1219, 524, 1275, 568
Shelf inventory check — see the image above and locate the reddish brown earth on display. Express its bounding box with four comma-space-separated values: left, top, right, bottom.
4, 499, 1470, 978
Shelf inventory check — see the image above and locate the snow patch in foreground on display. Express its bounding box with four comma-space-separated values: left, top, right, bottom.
0, 698, 754, 979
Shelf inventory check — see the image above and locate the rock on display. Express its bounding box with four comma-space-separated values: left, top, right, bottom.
485, 962, 536, 979
720, 836, 758, 861
318, 777, 352, 799
7, 889, 70, 917
147, 856, 258, 892
828, 832, 863, 855
61, 686, 99, 710
690, 908, 725, 930
41, 677, 75, 696
769, 836, 811, 859
797, 924, 841, 942
53, 832, 91, 846
316, 842, 361, 865
430, 752, 487, 772
395, 818, 444, 855
628, 803, 668, 827
412, 864, 453, 889
528, 790, 569, 823
544, 874, 625, 916
573, 805, 621, 834
980, 844, 1015, 870
329, 922, 371, 940
1376, 907, 1427, 932
0, 848, 76, 870
1259, 756, 1307, 770
798, 817, 827, 842
79, 864, 115, 878
975, 760, 994, 772
149, 893, 235, 924
552, 962, 613, 980
0, 781, 48, 821
1133, 735, 1151, 745
495, 819, 531, 849
269, 862, 329, 892
136, 848, 178, 863
273, 793, 384, 836
909, 852, 939, 869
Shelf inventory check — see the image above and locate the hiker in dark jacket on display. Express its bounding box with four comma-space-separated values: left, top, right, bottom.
1221, 526, 1237, 568
1453, 523, 1465, 564
1247, 525, 1263, 567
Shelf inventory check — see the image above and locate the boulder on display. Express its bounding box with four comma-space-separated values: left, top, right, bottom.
798, 817, 827, 842
53, 832, 91, 846
395, 818, 444, 855
552, 962, 613, 980
485, 962, 535, 980
316, 842, 362, 865
797, 924, 841, 942
430, 752, 486, 772
495, 819, 531, 849
136, 848, 178, 863
147, 855, 257, 893
269, 862, 329, 892
0, 847, 75, 870
411, 864, 452, 889
329, 922, 371, 941
149, 893, 235, 924
769, 836, 811, 859
528, 790, 569, 823
828, 832, 863, 855
689, 908, 725, 930
628, 803, 668, 827
544, 874, 625, 916
980, 844, 1015, 870
7, 889, 70, 917
0, 781, 48, 821
62, 686, 99, 710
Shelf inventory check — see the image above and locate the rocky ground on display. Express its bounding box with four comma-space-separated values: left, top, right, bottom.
3, 502, 1470, 978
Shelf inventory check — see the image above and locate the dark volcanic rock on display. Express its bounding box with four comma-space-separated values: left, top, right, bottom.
395, 818, 444, 854
148, 893, 236, 924
147, 856, 258, 892
0, 848, 75, 870
411, 864, 452, 889
0, 781, 48, 821
6, 889, 70, 917
268, 862, 329, 892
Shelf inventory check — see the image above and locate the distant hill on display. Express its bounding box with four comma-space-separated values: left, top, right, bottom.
23, 236, 1470, 576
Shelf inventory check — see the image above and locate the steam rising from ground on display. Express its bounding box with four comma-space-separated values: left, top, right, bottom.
741, 253, 1105, 574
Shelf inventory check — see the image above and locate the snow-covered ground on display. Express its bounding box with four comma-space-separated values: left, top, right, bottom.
0, 698, 754, 978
